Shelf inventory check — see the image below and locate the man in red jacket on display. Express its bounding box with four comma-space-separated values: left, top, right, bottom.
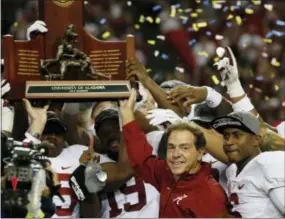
119, 89, 232, 218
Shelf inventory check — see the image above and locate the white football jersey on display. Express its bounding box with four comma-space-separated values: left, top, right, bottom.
226, 151, 285, 218
99, 154, 160, 218
48, 145, 88, 218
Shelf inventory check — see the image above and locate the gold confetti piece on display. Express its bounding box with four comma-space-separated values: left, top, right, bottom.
270, 72, 276, 79
134, 24, 140, 29
195, 0, 201, 3
265, 96, 269, 101
215, 35, 224, 40
146, 16, 154, 23
214, 57, 220, 62
235, 16, 242, 25
198, 51, 209, 57
197, 22, 207, 28
178, 9, 183, 13
127, 1, 132, 6
264, 4, 273, 11
196, 8, 203, 13
191, 13, 198, 18
147, 40, 156, 45
146, 68, 152, 73
271, 58, 280, 67
274, 85, 279, 91
13, 22, 18, 27
139, 15, 145, 23
154, 50, 160, 57
102, 31, 110, 39
245, 8, 254, 14
180, 16, 188, 21
254, 88, 262, 93
212, 75, 220, 85
213, 3, 222, 9
249, 84, 253, 89
227, 14, 234, 20
170, 6, 176, 17
251, 0, 261, 5
184, 8, 192, 13
155, 17, 161, 24
84, 1, 88, 5
264, 38, 272, 43
192, 23, 199, 32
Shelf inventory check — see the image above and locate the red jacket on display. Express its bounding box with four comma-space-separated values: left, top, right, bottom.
123, 121, 230, 218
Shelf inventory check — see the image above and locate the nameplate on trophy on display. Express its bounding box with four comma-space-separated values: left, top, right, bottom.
25, 81, 131, 99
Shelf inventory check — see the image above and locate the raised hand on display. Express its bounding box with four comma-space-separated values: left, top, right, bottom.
22, 98, 49, 123
125, 58, 149, 85
119, 88, 137, 126
146, 108, 183, 126
167, 85, 207, 108
214, 46, 239, 87
26, 20, 48, 41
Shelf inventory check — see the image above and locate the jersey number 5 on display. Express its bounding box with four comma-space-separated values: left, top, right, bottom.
107, 177, 147, 217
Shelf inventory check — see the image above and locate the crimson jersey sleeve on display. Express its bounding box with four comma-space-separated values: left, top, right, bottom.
123, 121, 167, 191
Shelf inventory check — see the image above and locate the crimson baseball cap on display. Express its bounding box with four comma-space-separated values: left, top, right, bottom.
211, 111, 260, 135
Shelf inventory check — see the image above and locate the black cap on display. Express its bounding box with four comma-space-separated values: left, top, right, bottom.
190, 103, 217, 128
43, 111, 67, 134
94, 108, 119, 132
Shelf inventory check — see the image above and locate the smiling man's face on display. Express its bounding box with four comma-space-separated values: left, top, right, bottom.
166, 130, 204, 178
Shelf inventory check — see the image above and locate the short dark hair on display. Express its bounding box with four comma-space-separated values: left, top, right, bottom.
164, 122, 206, 150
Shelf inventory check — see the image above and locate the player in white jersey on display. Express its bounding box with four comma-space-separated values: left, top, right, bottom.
212, 111, 285, 218
92, 108, 160, 218
22, 99, 100, 218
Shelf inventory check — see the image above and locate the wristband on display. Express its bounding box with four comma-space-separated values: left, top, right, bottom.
232, 95, 254, 112
226, 81, 245, 98
204, 86, 223, 108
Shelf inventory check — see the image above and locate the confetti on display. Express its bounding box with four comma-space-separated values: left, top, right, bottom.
100, 18, 107, 24
170, 6, 176, 17
226, 22, 232, 27
230, 6, 240, 11
188, 39, 197, 46
157, 35, 165, 40
245, 8, 254, 14
13, 22, 18, 27
191, 13, 198, 18
178, 8, 183, 13
214, 57, 220, 62
139, 15, 145, 23
209, 19, 216, 24
215, 35, 224, 40
265, 31, 273, 38
127, 1, 132, 6
206, 31, 212, 36
175, 67, 185, 73
134, 24, 140, 30
197, 22, 207, 28
154, 50, 160, 57
276, 20, 285, 26
251, 0, 261, 5
152, 5, 161, 11
264, 4, 273, 11
271, 58, 280, 67
146, 68, 152, 73
227, 14, 234, 20
212, 75, 220, 85
254, 88, 262, 93
265, 96, 269, 101
256, 76, 264, 81
223, 6, 229, 12
264, 38, 272, 43
102, 31, 110, 39
261, 52, 268, 58
235, 16, 242, 25
212, 3, 222, 9
192, 23, 199, 32
203, 0, 210, 6
155, 17, 161, 24
84, 1, 88, 5
272, 30, 285, 37
161, 54, 169, 60
195, 0, 201, 3
184, 8, 192, 13
146, 16, 154, 23
182, 18, 189, 24
274, 85, 279, 91
196, 9, 203, 13
198, 51, 209, 57
249, 84, 253, 89
175, 3, 181, 8
147, 40, 156, 45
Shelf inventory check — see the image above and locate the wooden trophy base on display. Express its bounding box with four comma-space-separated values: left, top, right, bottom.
25, 81, 131, 99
